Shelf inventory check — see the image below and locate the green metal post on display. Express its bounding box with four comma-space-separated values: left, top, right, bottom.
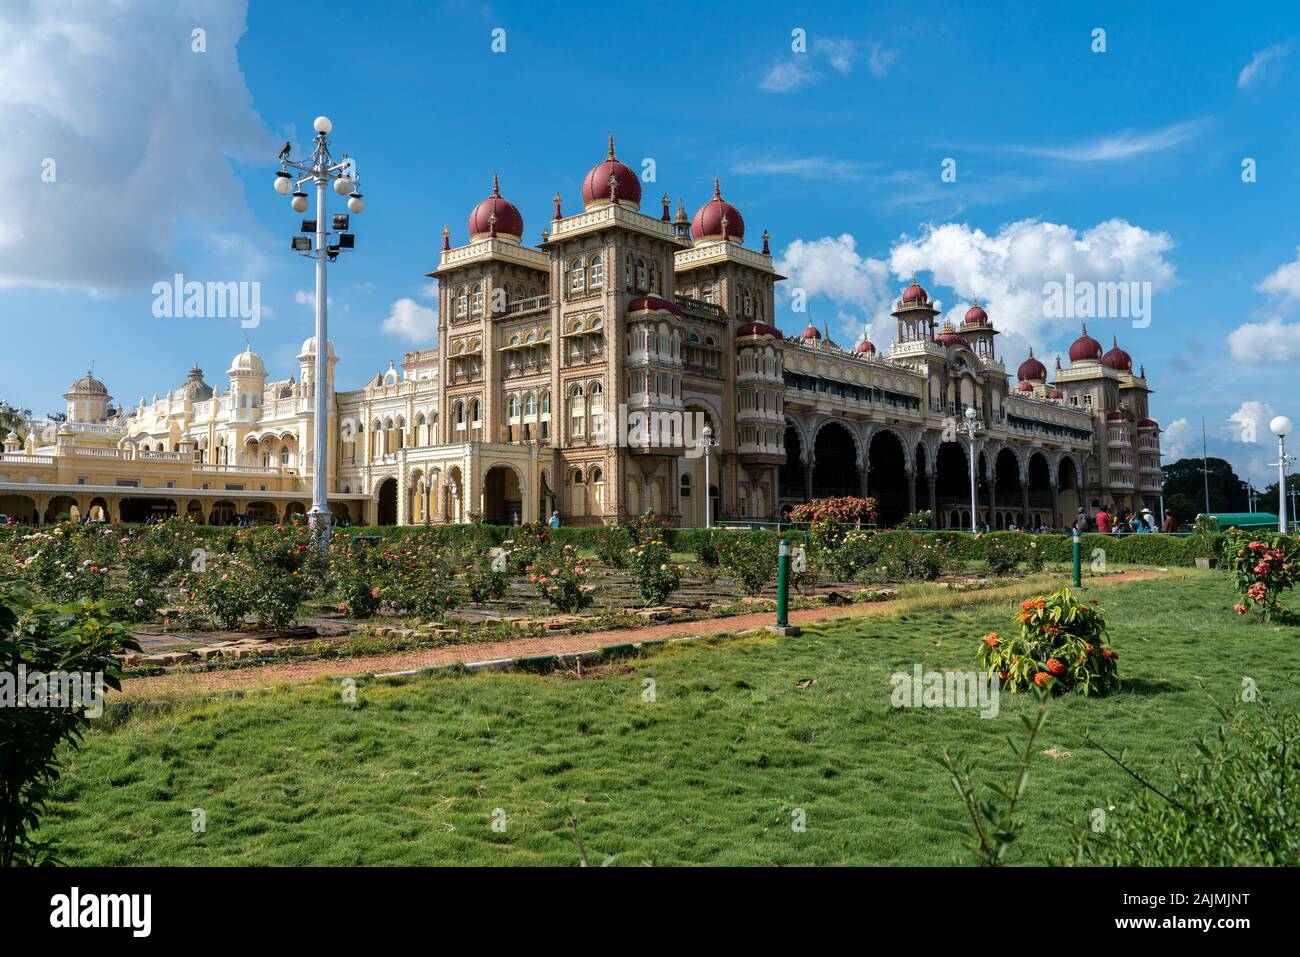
1072, 527, 1082, 587
776, 538, 790, 627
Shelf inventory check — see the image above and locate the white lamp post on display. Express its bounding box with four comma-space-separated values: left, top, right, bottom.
702, 423, 715, 529
1270, 415, 1294, 534
275, 116, 366, 552
960, 405, 981, 533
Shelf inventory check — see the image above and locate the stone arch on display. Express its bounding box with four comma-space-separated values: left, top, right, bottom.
375, 477, 398, 526
481, 462, 525, 525
812, 421, 860, 499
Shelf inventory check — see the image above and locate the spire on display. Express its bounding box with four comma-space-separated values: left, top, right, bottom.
607, 132, 616, 159
712, 176, 722, 200
1081, 320, 1089, 335
491, 171, 501, 197
761, 229, 770, 255
442, 225, 450, 251
1055, 353, 1062, 371
661, 193, 670, 221
553, 192, 562, 221
674, 195, 688, 224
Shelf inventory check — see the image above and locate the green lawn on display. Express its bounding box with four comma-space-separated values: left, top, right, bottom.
39, 573, 1300, 865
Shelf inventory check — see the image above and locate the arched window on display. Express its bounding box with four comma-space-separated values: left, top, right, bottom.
541, 390, 551, 414
573, 469, 584, 485
470, 399, 480, 424
508, 394, 520, 418
624, 254, 633, 290
455, 401, 465, 427
524, 393, 537, 416
455, 286, 468, 318
701, 281, 715, 304
589, 254, 604, 289
569, 258, 585, 294
635, 257, 647, 291
471, 282, 484, 315
680, 473, 692, 499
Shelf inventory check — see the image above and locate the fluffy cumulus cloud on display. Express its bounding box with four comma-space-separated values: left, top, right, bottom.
778, 219, 1177, 351
382, 297, 438, 343
0, 0, 276, 294
1227, 248, 1300, 363
775, 234, 894, 332
1163, 402, 1284, 488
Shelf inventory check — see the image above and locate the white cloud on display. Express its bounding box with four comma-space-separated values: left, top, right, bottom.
1013, 121, 1204, 163
0, 1, 276, 294
775, 234, 893, 325
382, 297, 438, 343
1161, 417, 1193, 463
1255, 246, 1300, 304
866, 42, 898, 77
886, 219, 1176, 347
732, 157, 868, 179
1238, 42, 1292, 89
1162, 405, 1283, 488
1226, 317, 1300, 364
760, 59, 815, 93
813, 38, 857, 74
419, 282, 438, 298
295, 290, 332, 309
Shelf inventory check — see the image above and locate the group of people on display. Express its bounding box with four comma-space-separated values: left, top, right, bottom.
1074, 504, 1176, 534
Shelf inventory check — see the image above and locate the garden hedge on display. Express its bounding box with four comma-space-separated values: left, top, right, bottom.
107, 523, 1225, 567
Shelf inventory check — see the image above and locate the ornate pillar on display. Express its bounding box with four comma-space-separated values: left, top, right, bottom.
927, 473, 938, 527
1050, 481, 1060, 530
905, 469, 916, 515
1020, 481, 1030, 527
986, 472, 996, 529
803, 457, 814, 502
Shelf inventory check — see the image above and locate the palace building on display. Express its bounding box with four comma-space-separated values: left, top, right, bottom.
0, 137, 1162, 528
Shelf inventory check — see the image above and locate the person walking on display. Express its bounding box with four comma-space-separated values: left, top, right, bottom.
1141, 507, 1157, 532
548, 510, 560, 529
1095, 505, 1111, 534
1162, 511, 1177, 533
1074, 507, 1090, 532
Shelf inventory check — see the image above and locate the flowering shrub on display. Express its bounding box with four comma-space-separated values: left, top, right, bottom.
529, 544, 594, 612
329, 539, 383, 618
717, 535, 775, 596
978, 586, 1119, 696
1221, 529, 1299, 622
463, 551, 509, 603
845, 531, 950, 582
593, 525, 632, 568
627, 534, 684, 606
180, 554, 253, 629
789, 496, 877, 526
983, 532, 1045, 576
500, 522, 550, 575
373, 535, 458, 621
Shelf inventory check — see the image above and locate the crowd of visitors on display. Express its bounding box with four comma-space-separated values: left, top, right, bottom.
1073, 504, 1177, 533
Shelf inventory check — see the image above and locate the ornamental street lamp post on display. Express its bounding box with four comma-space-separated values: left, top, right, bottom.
701, 423, 716, 529
960, 406, 981, 533
274, 116, 366, 552
1269, 415, 1294, 534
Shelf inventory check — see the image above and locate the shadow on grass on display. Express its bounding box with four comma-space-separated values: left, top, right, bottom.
1118, 677, 1182, 697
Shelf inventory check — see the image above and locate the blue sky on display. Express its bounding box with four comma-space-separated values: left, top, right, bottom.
3, 0, 1299, 486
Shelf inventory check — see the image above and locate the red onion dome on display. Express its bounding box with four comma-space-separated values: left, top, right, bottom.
800, 321, 821, 341
1100, 335, 1133, 371
1017, 349, 1047, 383
1048, 389, 1064, 400
1138, 418, 1158, 428
853, 337, 876, 354
962, 300, 989, 325
581, 134, 641, 209
468, 173, 524, 240
1106, 410, 1127, 421
737, 321, 782, 339
900, 279, 929, 304
934, 320, 969, 348
1068, 322, 1103, 362
691, 177, 745, 243
1018, 381, 1034, 392
627, 295, 682, 317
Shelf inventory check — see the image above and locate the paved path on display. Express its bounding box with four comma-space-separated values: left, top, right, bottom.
118, 570, 1169, 699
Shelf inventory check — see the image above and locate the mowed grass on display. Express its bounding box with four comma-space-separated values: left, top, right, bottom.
39, 573, 1300, 866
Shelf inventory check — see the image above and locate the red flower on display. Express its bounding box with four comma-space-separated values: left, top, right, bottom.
1046, 658, 1067, 677
1034, 672, 1054, 688
1234, 603, 1248, 615
1102, 649, 1118, 660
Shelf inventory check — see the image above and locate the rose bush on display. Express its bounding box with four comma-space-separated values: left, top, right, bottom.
1221, 529, 1299, 622
529, 544, 594, 613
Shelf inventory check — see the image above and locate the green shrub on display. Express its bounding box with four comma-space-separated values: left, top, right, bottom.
717, 535, 776, 596
978, 586, 1119, 696
1220, 529, 1299, 621
0, 581, 137, 866
1074, 700, 1300, 865
528, 545, 594, 613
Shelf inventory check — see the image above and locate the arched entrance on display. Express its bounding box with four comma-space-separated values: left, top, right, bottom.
935, 442, 969, 528
1056, 456, 1080, 525
209, 500, 237, 526
866, 430, 907, 527
1026, 451, 1053, 528
812, 423, 859, 499
0, 494, 37, 524
117, 497, 178, 524
779, 423, 806, 501
483, 465, 522, 525
376, 478, 398, 526
994, 448, 1022, 528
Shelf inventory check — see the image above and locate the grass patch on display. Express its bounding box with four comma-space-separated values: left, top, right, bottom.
38, 573, 1298, 865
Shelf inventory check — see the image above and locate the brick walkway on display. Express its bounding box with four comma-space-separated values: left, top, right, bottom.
118, 570, 1168, 699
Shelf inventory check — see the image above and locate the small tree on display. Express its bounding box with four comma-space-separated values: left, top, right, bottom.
0, 582, 137, 866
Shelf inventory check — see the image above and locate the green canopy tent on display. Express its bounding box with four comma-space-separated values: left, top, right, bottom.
1203, 512, 1280, 531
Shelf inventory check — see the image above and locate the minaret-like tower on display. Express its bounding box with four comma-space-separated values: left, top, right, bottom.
891, 276, 938, 343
